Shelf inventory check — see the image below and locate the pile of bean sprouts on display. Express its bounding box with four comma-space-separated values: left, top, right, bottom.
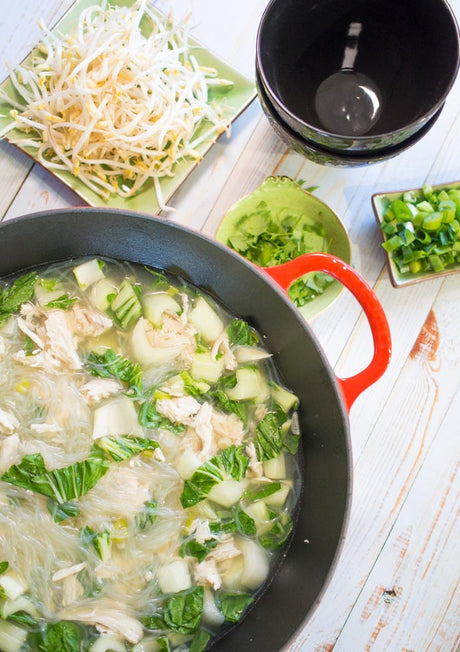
0, 0, 232, 209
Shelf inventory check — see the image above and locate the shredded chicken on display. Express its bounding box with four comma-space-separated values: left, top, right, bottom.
0, 433, 20, 473
193, 402, 216, 459
43, 310, 83, 369
212, 410, 245, 450
211, 331, 238, 371
30, 423, 63, 435
146, 313, 196, 365
68, 304, 113, 339
0, 335, 5, 358
59, 601, 143, 644
194, 557, 221, 590
246, 441, 264, 477
61, 574, 84, 608
52, 562, 87, 582
155, 396, 201, 424
189, 519, 215, 544
14, 302, 112, 372
0, 407, 20, 435
80, 378, 121, 406
208, 536, 242, 563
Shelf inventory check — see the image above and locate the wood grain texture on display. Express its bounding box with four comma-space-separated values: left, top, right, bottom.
1, 1, 460, 651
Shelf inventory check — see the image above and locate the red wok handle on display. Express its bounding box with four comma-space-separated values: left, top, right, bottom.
262, 252, 391, 412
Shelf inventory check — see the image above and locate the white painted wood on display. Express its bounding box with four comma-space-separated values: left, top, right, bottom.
1, 1, 460, 650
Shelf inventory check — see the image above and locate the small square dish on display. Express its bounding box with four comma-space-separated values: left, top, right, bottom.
0, 0, 256, 213
372, 180, 460, 288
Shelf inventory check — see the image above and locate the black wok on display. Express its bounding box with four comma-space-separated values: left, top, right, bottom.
0, 208, 391, 651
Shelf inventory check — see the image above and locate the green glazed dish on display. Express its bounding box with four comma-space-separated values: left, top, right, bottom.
215, 176, 351, 319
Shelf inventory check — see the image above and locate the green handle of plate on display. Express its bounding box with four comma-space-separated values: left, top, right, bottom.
262, 253, 392, 412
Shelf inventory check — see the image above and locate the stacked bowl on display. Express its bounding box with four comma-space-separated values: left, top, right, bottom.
256, 0, 460, 166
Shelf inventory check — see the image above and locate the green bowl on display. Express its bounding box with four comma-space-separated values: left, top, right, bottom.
215, 176, 351, 319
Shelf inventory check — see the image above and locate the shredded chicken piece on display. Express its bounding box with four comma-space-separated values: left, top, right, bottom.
212, 410, 245, 450
17, 317, 45, 349
30, 423, 63, 435
246, 441, 264, 478
61, 573, 84, 608
189, 519, 215, 544
59, 601, 143, 644
0, 407, 20, 435
80, 378, 121, 406
52, 562, 87, 582
155, 396, 201, 424
146, 313, 196, 364
0, 433, 20, 473
207, 536, 242, 563
0, 335, 5, 358
12, 349, 59, 372
194, 557, 221, 590
43, 310, 82, 369
68, 304, 113, 338
193, 402, 216, 459
15, 303, 112, 372
211, 331, 237, 371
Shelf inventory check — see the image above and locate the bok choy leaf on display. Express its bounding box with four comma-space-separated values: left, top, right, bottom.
1, 449, 109, 503
180, 445, 249, 508
0, 273, 37, 324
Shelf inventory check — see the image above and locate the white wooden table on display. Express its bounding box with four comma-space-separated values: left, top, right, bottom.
1, 1, 460, 650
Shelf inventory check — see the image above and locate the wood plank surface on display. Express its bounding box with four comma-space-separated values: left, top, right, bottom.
0, 1, 459, 650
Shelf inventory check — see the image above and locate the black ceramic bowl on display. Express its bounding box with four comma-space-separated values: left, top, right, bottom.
256, 67, 444, 167
256, 0, 460, 154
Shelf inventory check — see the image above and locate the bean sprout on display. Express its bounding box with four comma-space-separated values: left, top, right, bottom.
0, 0, 232, 209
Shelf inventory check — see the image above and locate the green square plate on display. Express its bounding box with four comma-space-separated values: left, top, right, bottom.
0, 0, 256, 213
372, 180, 460, 287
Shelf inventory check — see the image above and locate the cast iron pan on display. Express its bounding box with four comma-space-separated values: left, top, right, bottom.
0, 208, 391, 651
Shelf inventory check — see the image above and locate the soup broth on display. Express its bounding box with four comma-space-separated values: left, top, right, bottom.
0, 258, 301, 651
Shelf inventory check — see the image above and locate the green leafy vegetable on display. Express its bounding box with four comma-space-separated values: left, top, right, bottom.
244, 482, 282, 502
135, 499, 158, 531
259, 509, 293, 550
179, 536, 218, 563
226, 319, 258, 346
79, 526, 112, 561
94, 434, 159, 462
28, 620, 85, 652
254, 412, 284, 462
218, 592, 254, 624
208, 389, 251, 425
1, 450, 109, 503
0, 561, 9, 575
0, 272, 37, 324
156, 637, 171, 652
85, 349, 143, 396
44, 294, 77, 310
288, 272, 334, 307
47, 499, 81, 523
181, 445, 249, 508
190, 628, 211, 652
138, 394, 187, 434
7, 610, 37, 628
142, 586, 204, 635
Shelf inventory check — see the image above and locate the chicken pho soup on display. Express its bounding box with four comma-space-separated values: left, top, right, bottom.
0, 258, 301, 651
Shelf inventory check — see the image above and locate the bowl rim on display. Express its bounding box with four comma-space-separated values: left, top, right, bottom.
256, 66, 444, 163
256, 0, 460, 144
